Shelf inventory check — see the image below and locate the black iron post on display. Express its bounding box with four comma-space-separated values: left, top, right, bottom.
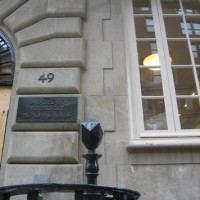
82, 119, 103, 185
82, 119, 104, 200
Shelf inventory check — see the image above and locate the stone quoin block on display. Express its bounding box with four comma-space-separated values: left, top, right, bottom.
3, 0, 86, 33
4, 164, 83, 185
0, 0, 27, 21
19, 38, 85, 68
16, 68, 81, 94
3, 0, 48, 33
7, 132, 79, 164
15, 18, 82, 47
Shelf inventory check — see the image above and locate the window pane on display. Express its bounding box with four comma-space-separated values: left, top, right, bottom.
168, 40, 191, 65
140, 68, 163, 96
172, 68, 197, 95
182, 0, 200, 14
137, 41, 158, 65
132, 0, 152, 14
197, 67, 200, 86
142, 99, 168, 130
185, 17, 200, 38
191, 41, 200, 64
177, 98, 200, 129
161, 1, 181, 14
164, 16, 186, 38
135, 17, 156, 38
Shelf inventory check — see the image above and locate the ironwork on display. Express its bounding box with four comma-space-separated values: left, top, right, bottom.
82, 119, 103, 185
0, 183, 140, 200
0, 30, 15, 85
0, 119, 140, 200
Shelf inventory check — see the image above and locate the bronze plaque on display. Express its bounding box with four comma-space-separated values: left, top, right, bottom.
16, 97, 78, 122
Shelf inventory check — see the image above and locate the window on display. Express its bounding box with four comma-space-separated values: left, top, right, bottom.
123, 0, 200, 145
0, 30, 15, 86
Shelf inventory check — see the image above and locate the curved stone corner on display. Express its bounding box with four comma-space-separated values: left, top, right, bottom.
3, 0, 86, 33
15, 18, 82, 47
0, 0, 28, 22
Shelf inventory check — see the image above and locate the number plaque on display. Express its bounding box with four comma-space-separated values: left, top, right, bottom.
16, 97, 78, 122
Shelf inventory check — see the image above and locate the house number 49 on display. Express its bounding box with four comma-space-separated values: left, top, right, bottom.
38, 73, 54, 83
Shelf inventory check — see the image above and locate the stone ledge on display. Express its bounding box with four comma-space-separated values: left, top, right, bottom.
126, 138, 200, 152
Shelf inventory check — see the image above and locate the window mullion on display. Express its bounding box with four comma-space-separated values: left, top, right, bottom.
154, 0, 180, 133
122, 0, 145, 139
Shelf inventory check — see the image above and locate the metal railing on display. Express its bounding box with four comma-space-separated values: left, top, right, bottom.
0, 183, 140, 200
0, 120, 140, 200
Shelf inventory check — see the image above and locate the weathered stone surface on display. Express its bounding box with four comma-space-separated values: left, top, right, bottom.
86, 0, 110, 20
104, 69, 114, 95
103, 42, 126, 95
12, 94, 84, 131
98, 165, 117, 187
103, 0, 124, 41
129, 148, 200, 165
86, 96, 114, 131
115, 96, 128, 131
83, 19, 103, 40
3, 0, 86, 33
83, 0, 110, 40
0, 0, 27, 21
3, 0, 48, 33
87, 41, 112, 69
7, 132, 79, 164
48, 0, 86, 18
82, 68, 103, 95
105, 131, 129, 165
117, 164, 200, 200
4, 164, 83, 185
112, 41, 127, 95
16, 68, 81, 94
19, 38, 85, 68
16, 18, 82, 47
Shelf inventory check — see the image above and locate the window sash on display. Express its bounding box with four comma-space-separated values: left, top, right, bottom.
123, 0, 200, 138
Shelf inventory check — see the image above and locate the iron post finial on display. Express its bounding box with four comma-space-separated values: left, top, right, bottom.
81, 119, 103, 186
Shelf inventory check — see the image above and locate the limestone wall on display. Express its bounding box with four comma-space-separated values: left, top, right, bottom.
0, 0, 86, 190
0, 0, 200, 199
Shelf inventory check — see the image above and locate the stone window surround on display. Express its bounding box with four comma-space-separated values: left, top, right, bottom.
122, 0, 200, 151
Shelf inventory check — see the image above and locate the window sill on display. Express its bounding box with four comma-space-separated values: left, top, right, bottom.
126, 138, 200, 152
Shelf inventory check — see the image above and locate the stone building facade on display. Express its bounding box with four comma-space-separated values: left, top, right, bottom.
0, 0, 200, 199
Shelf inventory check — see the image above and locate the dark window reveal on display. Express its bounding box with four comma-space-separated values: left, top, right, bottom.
0, 30, 15, 85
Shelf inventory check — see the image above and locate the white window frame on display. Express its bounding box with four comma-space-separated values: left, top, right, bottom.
122, 0, 200, 150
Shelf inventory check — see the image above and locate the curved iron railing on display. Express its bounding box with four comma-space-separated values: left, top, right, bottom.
0, 183, 140, 200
